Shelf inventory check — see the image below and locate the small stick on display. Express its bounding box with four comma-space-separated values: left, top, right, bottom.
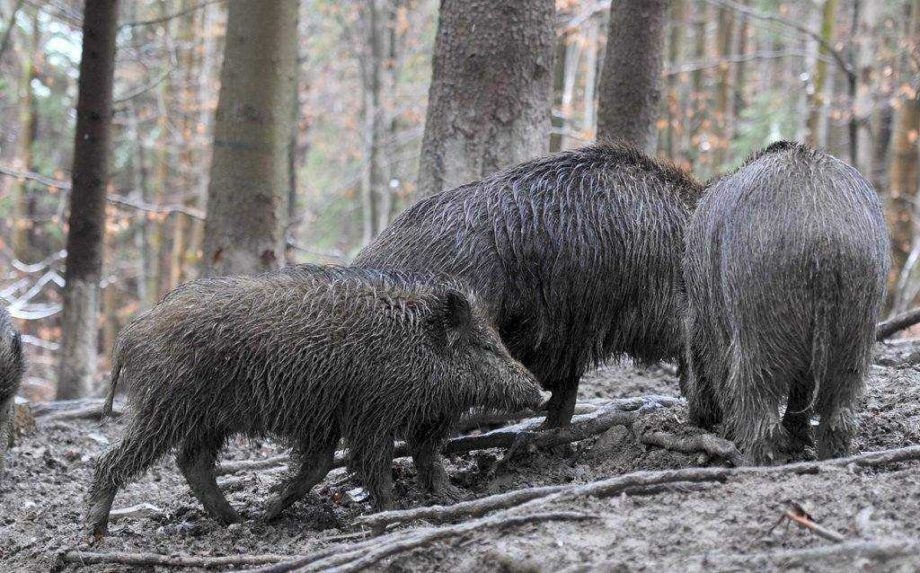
57, 551, 301, 569
780, 504, 846, 543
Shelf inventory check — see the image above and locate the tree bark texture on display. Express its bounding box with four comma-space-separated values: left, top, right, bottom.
416, 0, 555, 198
202, 0, 299, 277
597, 0, 668, 153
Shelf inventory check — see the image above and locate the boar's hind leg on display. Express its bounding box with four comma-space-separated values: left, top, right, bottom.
781, 374, 815, 454
177, 438, 239, 525
814, 369, 861, 460
729, 368, 789, 465
541, 378, 579, 429
262, 436, 338, 522
86, 430, 170, 538
408, 419, 460, 500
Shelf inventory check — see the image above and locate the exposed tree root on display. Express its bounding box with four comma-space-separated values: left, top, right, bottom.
639, 431, 744, 466
355, 444, 920, 531
876, 307, 920, 340
215, 395, 682, 476
56, 550, 299, 569
33, 398, 125, 421
242, 512, 598, 573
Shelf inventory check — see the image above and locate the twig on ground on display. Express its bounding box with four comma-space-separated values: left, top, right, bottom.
244, 512, 598, 573
876, 307, 920, 340
108, 503, 164, 523
57, 551, 300, 569
769, 502, 845, 543
640, 431, 744, 466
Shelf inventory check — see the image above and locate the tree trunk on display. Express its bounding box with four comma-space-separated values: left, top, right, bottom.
885, 0, 920, 311
202, 0, 299, 277
805, 0, 839, 148
581, 15, 600, 140
597, 0, 668, 153
855, 0, 882, 174
56, 0, 119, 400
560, 32, 582, 150
665, 0, 685, 160
713, 5, 734, 166
11, 9, 39, 263
360, 0, 385, 246
416, 0, 554, 197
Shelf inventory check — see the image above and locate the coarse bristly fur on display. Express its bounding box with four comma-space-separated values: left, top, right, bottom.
355, 142, 704, 427
682, 141, 890, 464
87, 265, 541, 537
0, 306, 24, 469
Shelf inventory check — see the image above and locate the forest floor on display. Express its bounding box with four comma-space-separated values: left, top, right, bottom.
2, 342, 920, 572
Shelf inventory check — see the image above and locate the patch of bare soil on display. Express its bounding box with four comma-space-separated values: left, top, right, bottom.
1, 349, 919, 572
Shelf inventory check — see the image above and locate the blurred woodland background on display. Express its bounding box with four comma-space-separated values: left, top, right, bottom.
0, 0, 918, 401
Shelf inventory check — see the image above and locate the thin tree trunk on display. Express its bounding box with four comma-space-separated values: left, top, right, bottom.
202, 0, 299, 277
581, 15, 599, 140
597, 0, 668, 152
416, 0, 554, 197
560, 32, 582, 150
11, 9, 39, 263
733, 1, 750, 126
665, 0, 685, 160
886, 0, 920, 311
56, 0, 119, 400
806, 0, 839, 147
713, 5, 734, 166
360, 0, 385, 246
855, 0, 882, 173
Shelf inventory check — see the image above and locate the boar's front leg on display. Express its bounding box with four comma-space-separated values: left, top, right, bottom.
351, 436, 395, 510
407, 418, 461, 501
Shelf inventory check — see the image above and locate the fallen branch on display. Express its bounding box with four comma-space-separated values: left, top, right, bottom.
356, 444, 920, 531
876, 307, 920, 341
57, 551, 300, 570
640, 431, 744, 467
244, 512, 598, 573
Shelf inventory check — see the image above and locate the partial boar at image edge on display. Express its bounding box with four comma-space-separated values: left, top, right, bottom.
681, 141, 890, 465
355, 142, 704, 429
86, 265, 542, 537
0, 307, 24, 469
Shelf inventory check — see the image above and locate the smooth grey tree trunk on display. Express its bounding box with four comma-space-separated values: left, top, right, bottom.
202, 0, 299, 277
596, 0, 668, 153
416, 0, 555, 198
56, 0, 119, 400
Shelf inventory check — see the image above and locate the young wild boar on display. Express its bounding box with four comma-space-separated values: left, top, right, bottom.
355, 143, 704, 428
86, 266, 541, 537
0, 307, 24, 468
682, 142, 889, 464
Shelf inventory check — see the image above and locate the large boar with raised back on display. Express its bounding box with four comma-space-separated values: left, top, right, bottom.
86, 266, 541, 537
682, 141, 889, 464
356, 143, 704, 427
0, 307, 23, 468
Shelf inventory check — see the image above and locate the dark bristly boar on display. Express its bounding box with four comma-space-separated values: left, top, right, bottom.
355, 143, 704, 428
0, 307, 24, 468
86, 266, 541, 537
682, 141, 889, 464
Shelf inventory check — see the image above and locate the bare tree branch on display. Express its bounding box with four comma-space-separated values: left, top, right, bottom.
877, 307, 920, 340
119, 0, 226, 28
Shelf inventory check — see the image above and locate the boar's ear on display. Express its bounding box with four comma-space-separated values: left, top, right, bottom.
436, 289, 473, 348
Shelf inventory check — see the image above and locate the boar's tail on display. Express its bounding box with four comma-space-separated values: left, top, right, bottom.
102, 347, 124, 417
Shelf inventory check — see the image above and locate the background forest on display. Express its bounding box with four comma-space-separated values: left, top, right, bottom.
0, 0, 918, 401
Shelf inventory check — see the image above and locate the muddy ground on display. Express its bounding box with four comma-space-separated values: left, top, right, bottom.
2, 342, 919, 572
